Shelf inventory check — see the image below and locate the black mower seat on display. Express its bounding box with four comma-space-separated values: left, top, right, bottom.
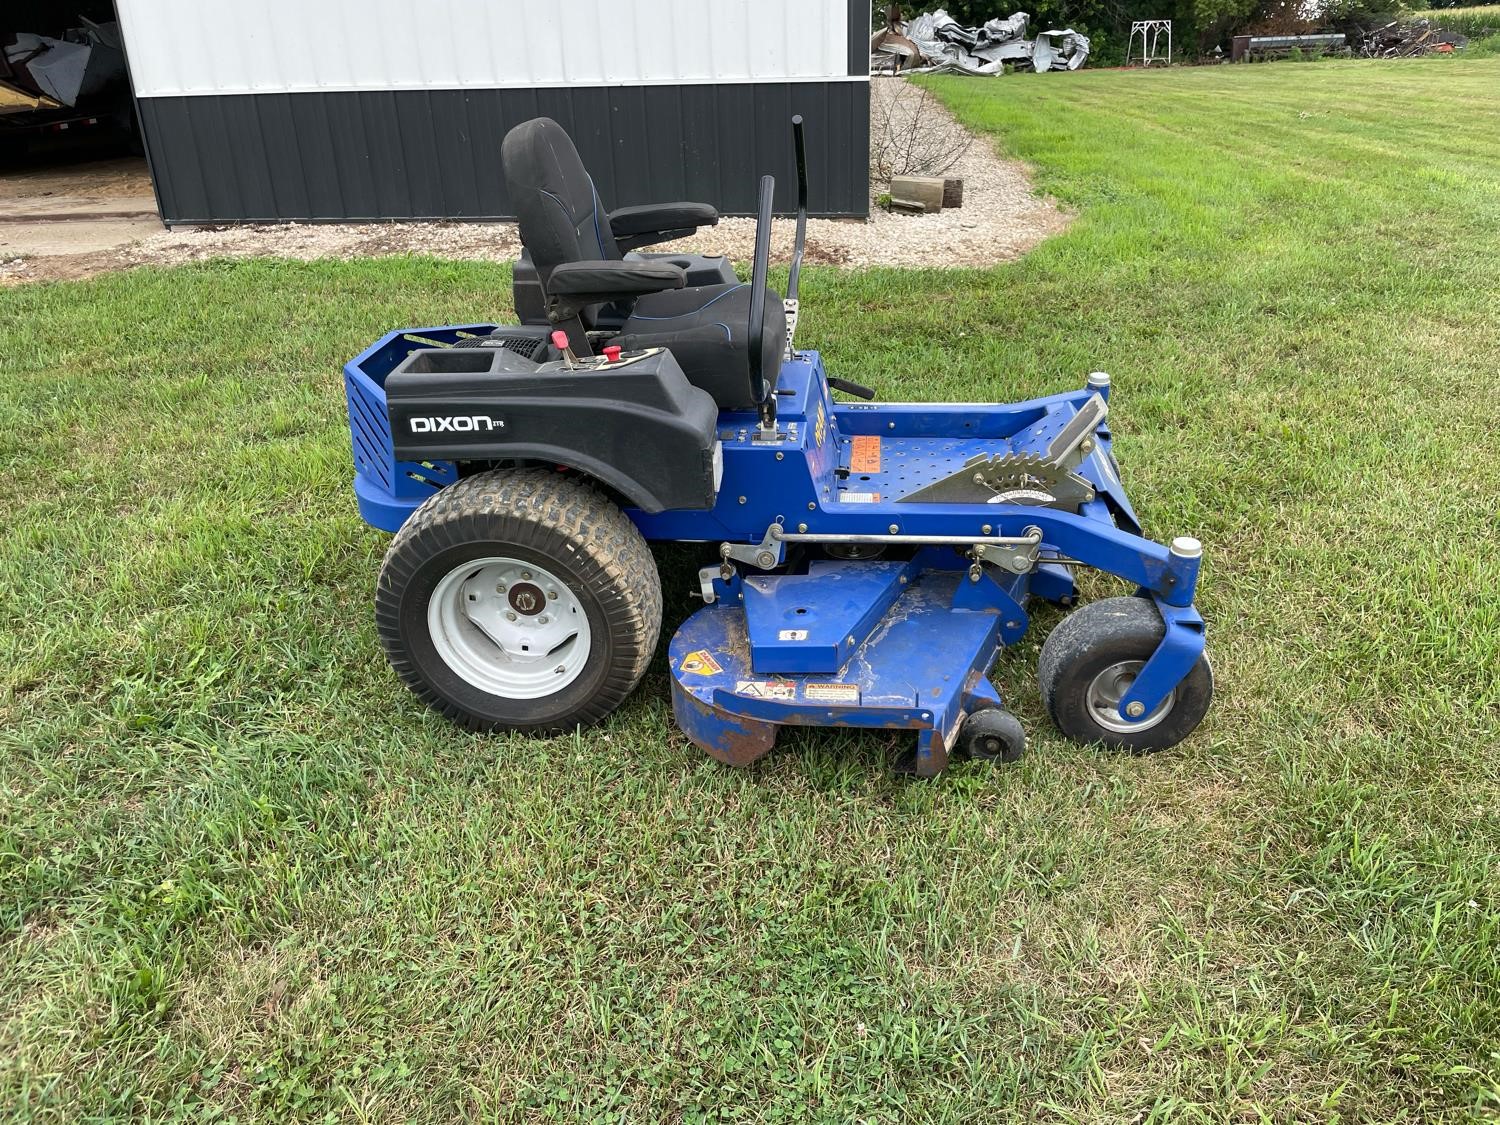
502, 115, 786, 410
618, 282, 786, 411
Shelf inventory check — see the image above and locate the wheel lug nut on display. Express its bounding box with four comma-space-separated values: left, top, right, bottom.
521, 570, 532, 580
547, 590, 557, 600
538, 615, 549, 625
506, 611, 517, 621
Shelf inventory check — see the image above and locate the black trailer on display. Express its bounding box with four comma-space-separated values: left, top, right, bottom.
1, 4, 134, 157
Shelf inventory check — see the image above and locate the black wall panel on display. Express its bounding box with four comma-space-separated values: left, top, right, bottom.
139, 81, 871, 224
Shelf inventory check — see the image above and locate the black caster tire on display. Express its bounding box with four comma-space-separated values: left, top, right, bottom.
375, 468, 661, 733
1038, 596, 1212, 753
956, 708, 1028, 763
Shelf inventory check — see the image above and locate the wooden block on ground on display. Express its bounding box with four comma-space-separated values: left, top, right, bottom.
942, 177, 964, 209
889, 175, 945, 213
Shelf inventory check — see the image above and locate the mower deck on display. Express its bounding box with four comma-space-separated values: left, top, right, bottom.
671, 557, 1058, 776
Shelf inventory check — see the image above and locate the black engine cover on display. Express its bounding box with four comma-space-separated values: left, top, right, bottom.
385, 346, 720, 514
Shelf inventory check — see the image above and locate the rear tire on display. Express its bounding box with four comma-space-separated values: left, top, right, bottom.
376, 469, 661, 732
1038, 596, 1212, 752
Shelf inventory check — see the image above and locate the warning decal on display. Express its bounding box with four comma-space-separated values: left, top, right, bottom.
850, 435, 881, 473
804, 682, 861, 704
839, 491, 881, 504
735, 680, 797, 700
679, 650, 723, 676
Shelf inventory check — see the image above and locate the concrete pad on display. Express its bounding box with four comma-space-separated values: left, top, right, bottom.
0, 154, 161, 260
0, 215, 163, 257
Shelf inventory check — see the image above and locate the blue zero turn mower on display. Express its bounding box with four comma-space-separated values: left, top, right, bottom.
343, 116, 1212, 776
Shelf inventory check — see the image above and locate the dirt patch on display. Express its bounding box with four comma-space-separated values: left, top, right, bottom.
1, 79, 1068, 287
0, 156, 155, 210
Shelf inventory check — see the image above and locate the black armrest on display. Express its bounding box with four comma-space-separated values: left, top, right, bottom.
549, 258, 685, 299
608, 202, 719, 250
545, 259, 686, 324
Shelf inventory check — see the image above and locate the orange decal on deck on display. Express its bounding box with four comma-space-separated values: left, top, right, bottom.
850, 435, 881, 473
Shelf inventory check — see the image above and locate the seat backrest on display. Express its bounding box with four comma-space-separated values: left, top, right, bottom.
501, 118, 620, 287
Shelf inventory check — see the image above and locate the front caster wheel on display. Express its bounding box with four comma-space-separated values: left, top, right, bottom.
956, 708, 1027, 763
375, 469, 662, 732
1038, 596, 1212, 752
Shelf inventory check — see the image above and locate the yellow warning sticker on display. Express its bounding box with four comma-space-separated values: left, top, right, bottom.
814, 402, 828, 447
679, 650, 723, 676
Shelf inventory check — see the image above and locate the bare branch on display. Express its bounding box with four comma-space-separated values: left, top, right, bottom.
869, 81, 973, 184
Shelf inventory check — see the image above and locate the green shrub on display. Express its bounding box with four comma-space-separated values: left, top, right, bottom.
1464, 28, 1500, 52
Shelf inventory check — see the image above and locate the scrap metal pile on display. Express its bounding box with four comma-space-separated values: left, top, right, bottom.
872, 7, 1091, 75
1359, 18, 1471, 57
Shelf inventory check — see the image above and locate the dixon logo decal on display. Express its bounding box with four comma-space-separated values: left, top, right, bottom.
409, 415, 505, 433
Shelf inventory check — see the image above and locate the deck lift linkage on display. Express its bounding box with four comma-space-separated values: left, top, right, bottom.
342, 115, 1212, 775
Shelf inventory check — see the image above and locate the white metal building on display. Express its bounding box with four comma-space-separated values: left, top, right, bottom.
113, 0, 871, 224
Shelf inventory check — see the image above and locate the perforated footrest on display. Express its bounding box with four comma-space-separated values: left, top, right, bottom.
896, 393, 1107, 509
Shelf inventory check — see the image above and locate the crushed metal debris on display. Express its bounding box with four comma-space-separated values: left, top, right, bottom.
872, 6, 1090, 75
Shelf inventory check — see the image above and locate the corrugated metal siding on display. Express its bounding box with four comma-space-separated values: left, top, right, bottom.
140, 81, 870, 223
849, 0, 873, 76
117, 0, 851, 96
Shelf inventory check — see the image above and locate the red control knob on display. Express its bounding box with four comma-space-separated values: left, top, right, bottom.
550, 330, 571, 351
602, 345, 623, 363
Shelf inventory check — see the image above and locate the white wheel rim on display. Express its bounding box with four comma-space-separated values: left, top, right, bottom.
1085, 659, 1175, 735
427, 556, 592, 699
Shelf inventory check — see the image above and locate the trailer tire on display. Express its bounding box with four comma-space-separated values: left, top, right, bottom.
376, 468, 661, 732
1038, 596, 1212, 752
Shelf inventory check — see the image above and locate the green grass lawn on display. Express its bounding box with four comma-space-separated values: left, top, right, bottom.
3, 59, 1499, 1121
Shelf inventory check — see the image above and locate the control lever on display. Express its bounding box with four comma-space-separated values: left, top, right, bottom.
550, 329, 578, 368
827, 376, 876, 401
